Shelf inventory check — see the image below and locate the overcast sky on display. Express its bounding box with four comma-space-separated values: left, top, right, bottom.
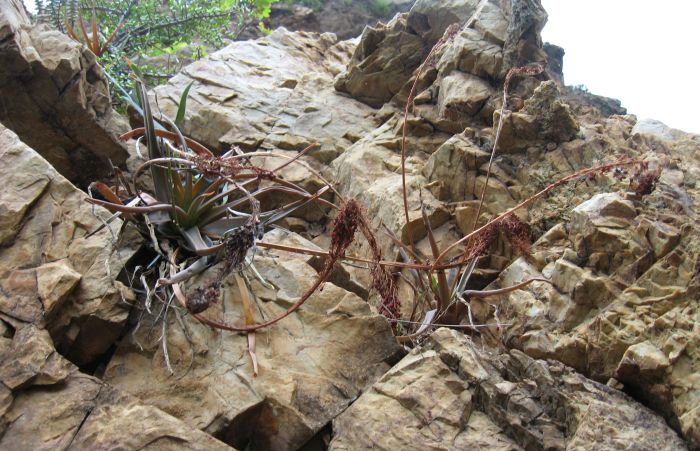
540, 0, 700, 134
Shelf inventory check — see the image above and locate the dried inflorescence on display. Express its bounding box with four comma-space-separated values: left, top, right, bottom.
184, 224, 258, 314
463, 223, 498, 261
358, 214, 400, 321
187, 286, 220, 314
328, 200, 363, 262
222, 224, 257, 272
582, 161, 662, 196
463, 213, 531, 261
327, 200, 400, 320
630, 162, 662, 196
500, 214, 531, 255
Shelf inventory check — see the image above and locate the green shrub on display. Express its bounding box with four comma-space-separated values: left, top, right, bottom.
369, 0, 390, 16
32, 0, 275, 102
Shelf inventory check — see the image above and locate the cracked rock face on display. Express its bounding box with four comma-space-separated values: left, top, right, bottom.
480, 122, 700, 446
149, 29, 376, 159
0, 324, 234, 450
330, 328, 688, 450
102, 248, 402, 451
1, 0, 697, 448
0, 125, 225, 449
0, 0, 129, 187
0, 124, 140, 367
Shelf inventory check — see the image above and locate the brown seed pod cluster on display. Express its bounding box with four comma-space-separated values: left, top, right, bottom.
629, 162, 662, 196
186, 286, 220, 314
463, 213, 531, 261
327, 200, 400, 320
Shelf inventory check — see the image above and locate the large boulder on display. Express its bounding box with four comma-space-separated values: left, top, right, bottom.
0, 124, 140, 367
335, 0, 547, 112
631, 118, 689, 142
330, 328, 687, 450
0, 0, 129, 187
334, 13, 426, 108
494, 80, 579, 152
149, 29, 376, 159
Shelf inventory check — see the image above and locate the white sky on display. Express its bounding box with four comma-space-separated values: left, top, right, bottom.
540, 0, 700, 134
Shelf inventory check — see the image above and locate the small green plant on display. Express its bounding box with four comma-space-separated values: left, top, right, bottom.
62, 1, 125, 57
89, 79, 327, 288
87, 79, 365, 375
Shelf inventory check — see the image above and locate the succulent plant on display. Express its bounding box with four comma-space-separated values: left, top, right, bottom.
88, 80, 327, 296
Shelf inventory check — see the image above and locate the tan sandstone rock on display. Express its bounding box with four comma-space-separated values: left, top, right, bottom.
0, 325, 233, 450
330, 328, 687, 450
103, 244, 401, 451
0, 0, 129, 187
494, 81, 579, 152
150, 29, 376, 158
489, 162, 699, 448
0, 124, 140, 366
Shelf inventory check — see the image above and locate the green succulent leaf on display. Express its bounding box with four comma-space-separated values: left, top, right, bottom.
136, 80, 170, 203
182, 226, 221, 256
175, 81, 194, 128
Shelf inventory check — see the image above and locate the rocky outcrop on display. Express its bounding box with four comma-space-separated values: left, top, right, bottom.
335, 0, 547, 110
476, 119, 700, 446
149, 29, 376, 162
103, 244, 402, 451
329, 0, 555, 275
333, 13, 425, 108
632, 118, 690, 142
330, 3, 699, 446
262, 0, 415, 41
0, 124, 140, 367
543, 42, 564, 84
564, 85, 627, 118
494, 80, 579, 152
0, 0, 129, 187
330, 328, 687, 450
0, 324, 234, 450
1, 0, 694, 448
544, 42, 627, 118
